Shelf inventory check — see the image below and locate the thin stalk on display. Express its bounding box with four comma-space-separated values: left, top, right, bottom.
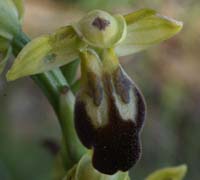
11, 31, 86, 171
61, 59, 80, 86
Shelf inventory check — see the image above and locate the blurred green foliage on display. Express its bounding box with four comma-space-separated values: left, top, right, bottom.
0, 0, 200, 180
64, 0, 134, 10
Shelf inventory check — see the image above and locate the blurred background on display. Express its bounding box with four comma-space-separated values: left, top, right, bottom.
0, 0, 200, 179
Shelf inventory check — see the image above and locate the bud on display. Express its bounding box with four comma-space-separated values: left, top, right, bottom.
73, 10, 127, 48
145, 165, 187, 180
64, 153, 130, 180
75, 49, 146, 174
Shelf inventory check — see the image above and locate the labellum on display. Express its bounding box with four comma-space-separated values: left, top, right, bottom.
75, 49, 146, 175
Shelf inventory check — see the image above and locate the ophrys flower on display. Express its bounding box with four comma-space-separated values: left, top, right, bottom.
6, 9, 183, 175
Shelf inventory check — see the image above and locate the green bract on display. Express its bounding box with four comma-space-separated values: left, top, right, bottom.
63, 152, 130, 180
145, 165, 187, 180
6, 8, 183, 81
0, 0, 24, 73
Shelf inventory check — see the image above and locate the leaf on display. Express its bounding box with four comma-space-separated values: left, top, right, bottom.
0, 37, 12, 73
0, 37, 10, 51
0, 0, 20, 40
145, 165, 187, 180
0, 45, 12, 74
6, 26, 86, 81
13, 0, 24, 22
116, 9, 183, 56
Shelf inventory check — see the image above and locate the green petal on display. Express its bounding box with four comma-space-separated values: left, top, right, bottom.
0, 0, 21, 40
6, 26, 86, 81
116, 9, 183, 56
145, 165, 187, 180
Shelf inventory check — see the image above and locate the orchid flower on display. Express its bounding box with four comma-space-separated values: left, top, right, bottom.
6, 9, 183, 175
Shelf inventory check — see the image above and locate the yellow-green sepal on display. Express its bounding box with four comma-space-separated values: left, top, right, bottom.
64, 152, 130, 180
124, 9, 156, 25
116, 9, 183, 56
145, 165, 187, 180
6, 26, 87, 81
0, 0, 23, 40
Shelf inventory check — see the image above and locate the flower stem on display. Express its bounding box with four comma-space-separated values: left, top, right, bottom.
11, 31, 86, 171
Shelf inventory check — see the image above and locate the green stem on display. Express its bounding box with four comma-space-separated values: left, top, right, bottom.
71, 79, 80, 94
11, 31, 86, 171
61, 59, 80, 86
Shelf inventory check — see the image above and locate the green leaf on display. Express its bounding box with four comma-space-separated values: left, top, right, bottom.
0, 37, 10, 51
116, 9, 183, 56
13, 0, 24, 22
6, 26, 86, 81
145, 165, 187, 180
0, 45, 12, 73
0, 37, 12, 73
0, 0, 21, 40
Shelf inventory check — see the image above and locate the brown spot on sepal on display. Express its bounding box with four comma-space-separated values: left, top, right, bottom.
74, 74, 146, 174
92, 17, 110, 31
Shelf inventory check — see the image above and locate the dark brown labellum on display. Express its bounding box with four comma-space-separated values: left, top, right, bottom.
75, 67, 146, 175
